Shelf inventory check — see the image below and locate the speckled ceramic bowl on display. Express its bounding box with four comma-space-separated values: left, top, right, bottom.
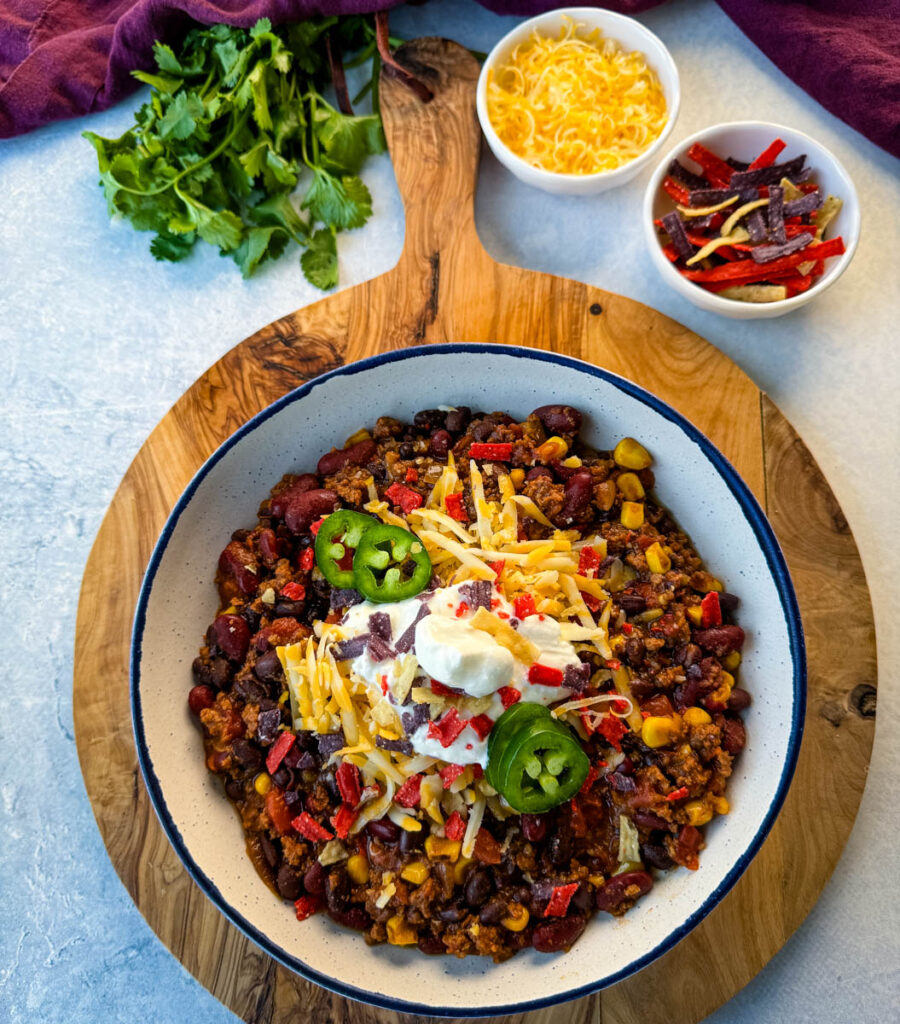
131, 344, 805, 1016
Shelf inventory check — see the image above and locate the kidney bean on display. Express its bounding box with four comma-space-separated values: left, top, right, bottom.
276, 864, 303, 901
628, 677, 656, 700
188, 684, 216, 716
674, 677, 702, 711
532, 915, 587, 953
211, 614, 251, 662
269, 475, 319, 518
632, 809, 669, 830
478, 898, 507, 925
399, 828, 424, 854
641, 842, 674, 870
465, 869, 494, 908
559, 470, 593, 523
619, 756, 635, 775
283, 489, 340, 534
526, 466, 552, 481
722, 718, 747, 754
445, 407, 471, 434
325, 870, 350, 913
254, 649, 283, 684
366, 817, 401, 844
328, 906, 370, 931
595, 871, 653, 914
418, 934, 445, 955
430, 429, 452, 456
317, 439, 377, 478
531, 404, 582, 435
549, 459, 579, 481
618, 592, 646, 614
258, 528, 286, 566
693, 625, 746, 656
218, 541, 259, 595
520, 814, 547, 843
728, 688, 752, 711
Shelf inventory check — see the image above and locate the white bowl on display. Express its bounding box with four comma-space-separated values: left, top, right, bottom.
132, 344, 805, 1016
476, 8, 680, 195
643, 120, 861, 319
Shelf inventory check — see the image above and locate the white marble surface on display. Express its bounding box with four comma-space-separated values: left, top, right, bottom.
1, 1, 897, 1021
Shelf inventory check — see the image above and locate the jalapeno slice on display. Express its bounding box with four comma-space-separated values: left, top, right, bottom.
314, 509, 378, 589
486, 704, 589, 813
352, 523, 432, 603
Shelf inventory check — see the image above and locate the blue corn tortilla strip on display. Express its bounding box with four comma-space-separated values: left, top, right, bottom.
366, 633, 395, 662
330, 587, 363, 610
317, 731, 346, 758
689, 212, 721, 231
376, 736, 414, 754
563, 662, 591, 693
401, 702, 430, 733
730, 155, 806, 188
726, 156, 750, 171
459, 580, 492, 611
750, 232, 815, 263
667, 158, 707, 190
368, 611, 392, 640
746, 208, 768, 243
394, 603, 430, 653
783, 190, 823, 218
767, 185, 786, 244
688, 188, 737, 207
660, 211, 695, 261
333, 634, 370, 660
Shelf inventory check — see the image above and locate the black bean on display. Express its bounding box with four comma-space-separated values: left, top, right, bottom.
641, 842, 674, 870
619, 593, 646, 613
399, 828, 424, 854
718, 592, 740, 614
728, 688, 752, 711
445, 407, 471, 433
254, 649, 283, 683
273, 600, 304, 617
256, 708, 282, 746
465, 869, 494, 908
624, 637, 645, 667
276, 863, 304, 901
548, 830, 573, 866
224, 778, 244, 801
232, 739, 263, 769
325, 870, 349, 912
439, 901, 468, 923
478, 898, 507, 925
413, 409, 446, 430
398, 442, 415, 459
531, 404, 582, 435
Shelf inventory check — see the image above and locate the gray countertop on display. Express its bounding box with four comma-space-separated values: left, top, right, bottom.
1, 0, 897, 1020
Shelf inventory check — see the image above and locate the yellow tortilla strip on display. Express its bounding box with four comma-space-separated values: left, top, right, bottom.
720, 199, 768, 237
470, 606, 539, 664
718, 284, 788, 303
685, 226, 750, 267
676, 195, 739, 217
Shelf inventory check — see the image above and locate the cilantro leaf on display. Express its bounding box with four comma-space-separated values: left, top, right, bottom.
247, 191, 308, 241
231, 225, 289, 278
158, 90, 205, 140
150, 231, 196, 262
300, 228, 338, 290
314, 107, 385, 175
131, 70, 183, 94
303, 170, 372, 230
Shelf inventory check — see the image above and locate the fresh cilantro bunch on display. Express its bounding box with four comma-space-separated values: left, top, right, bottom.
83, 17, 386, 287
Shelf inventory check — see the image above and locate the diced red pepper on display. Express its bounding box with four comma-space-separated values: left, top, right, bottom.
265, 787, 294, 836
430, 679, 457, 696
612, 698, 630, 715
686, 143, 734, 188
468, 442, 513, 461
666, 786, 690, 802
598, 713, 628, 751
265, 731, 296, 775
310, 517, 326, 536
395, 774, 423, 807
579, 709, 595, 736
581, 591, 602, 613
298, 547, 315, 571
439, 763, 466, 789
291, 811, 334, 841
662, 176, 690, 204
472, 827, 503, 865
454, 601, 469, 619
748, 138, 786, 169
468, 714, 494, 741
330, 802, 357, 840
621, 622, 634, 635
384, 482, 423, 513
280, 581, 306, 601
496, 611, 510, 620
682, 237, 845, 284
294, 895, 321, 921
335, 760, 362, 806
514, 593, 537, 619
528, 663, 564, 687
498, 686, 521, 709
405, 467, 419, 483
605, 659, 622, 671
444, 492, 468, 522
489, 560, 506, 579
427, 708, 467, 748
577, 546, 601, 578
675, 824, 703, 870
579, 764, 599, 795
700, 591, 722, 628
444, 811, 466, 841
544, 882, 579, 917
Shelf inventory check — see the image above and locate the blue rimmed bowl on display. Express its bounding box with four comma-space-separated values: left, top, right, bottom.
132, 343, 805, 1016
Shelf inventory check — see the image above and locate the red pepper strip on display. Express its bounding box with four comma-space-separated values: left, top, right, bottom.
514, 593, 537, 619
265, 787, 294, 835
330, 802, 357, 839
395, 773, 423, 807
686, 143, 734, 188
384, 482, 423, 513
544, 882, 579, 917
700, 591, 722, 628
666, 786, 690, 802
310, 517, 326, 536
661, 242, 679, 263
577, 546, 601, 578
681, 237, 845, 284
598, 713, 628, 751
336, 760, 362, 806
405, 467, 419, 482
605, 659, 622, 671
489, 560, 506, 579
430, 678, 457, 696
528, 663, 564, 687
662, 176, 690, 204
748, 138, 786, 170
468, 442, 513, 461
292, 812, 334, 841
782, 273, 814, 297
800, 182, 819, 194
427, 708, 467, 748
469, 714, 494, 741
444, 492, 468, 522
579, 764, 599, 795
294, 895, 321, 921
715, 245, 739, 262
498, 686, 521, 709
439, 763, 466, 789
298, 548, 315, 571
280, 581, 305, 601
445, 810, 467, 841
266, 731, 296, 775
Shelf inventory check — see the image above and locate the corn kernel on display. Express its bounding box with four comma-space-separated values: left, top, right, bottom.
685, 800, 713, 827
620, 502, 644, 529
610, 633, 627, 653
501, 904, 530, 932
400, 861, 429, 885
347, 854, 370, 885
453, 855, 473, 885
645, 541, 671, 575
614, 437, 653, 470
386, 915, 417, 946
398, 816, 423, 832
425, 836, 461, 862
344, 427, 371, 446
641, 715, 680, 749
722, 651, 742, 671
617, 472, 645, 501
536, 436, 569, 462
708, 578, 724, 592
682, 707, 712, 727
686, 605, 703, 626
253, 773, 271, 796
509, 468, 525, 488
713, 796, 730, 815
561, 455, 582, 468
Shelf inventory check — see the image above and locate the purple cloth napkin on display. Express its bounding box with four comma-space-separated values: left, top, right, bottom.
1, 0, 899, 160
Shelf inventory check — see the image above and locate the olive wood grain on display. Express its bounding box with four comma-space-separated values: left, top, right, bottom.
73, 37, 877, 1024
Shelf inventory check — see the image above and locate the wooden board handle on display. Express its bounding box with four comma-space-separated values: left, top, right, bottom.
379, 38, 484, 275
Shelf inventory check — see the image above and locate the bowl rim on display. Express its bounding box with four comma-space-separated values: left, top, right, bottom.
131, 342, 806, 1017
475, 6, 681, 185
642, 119, 861, 314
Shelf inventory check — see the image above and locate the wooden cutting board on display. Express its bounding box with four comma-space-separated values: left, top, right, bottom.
73, 38, 877, 1024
